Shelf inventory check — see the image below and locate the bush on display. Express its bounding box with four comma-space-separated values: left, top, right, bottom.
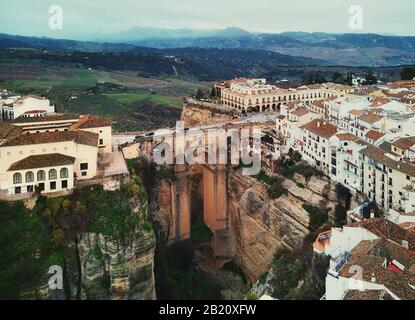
256, 171, 288, 199
191, 224, 213, 243
245, 292, 258, 300
302, 204, 329, 230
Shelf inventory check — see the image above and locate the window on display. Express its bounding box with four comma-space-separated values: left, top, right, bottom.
25, 171, 34, 183
27, 185, 34, 192
82, 172, 87, 177
13, 173, 22, 184
80, 163, 88, 170
49, 169, 57, 180
38, 183, 45, 192
15, 187, 21, 194
99, 139, 104, 145
60, 168, 68, 179
62, 180, 68, 189
50, 182, 56, 190
37, 170, 46, 181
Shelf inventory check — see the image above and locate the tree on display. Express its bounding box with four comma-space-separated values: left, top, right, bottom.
364, 68, 378, 85
332, 72, 344, 84
400, 67, 415, 80
210, 86, 217, 98
195, 88, 204, 100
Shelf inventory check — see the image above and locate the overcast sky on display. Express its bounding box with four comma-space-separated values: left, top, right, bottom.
1, 0, 414, 39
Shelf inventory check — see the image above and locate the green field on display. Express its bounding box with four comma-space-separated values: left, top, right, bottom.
0, 53, 211, 132
105, 93, 183, 108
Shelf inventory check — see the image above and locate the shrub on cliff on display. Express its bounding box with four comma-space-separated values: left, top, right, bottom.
302, 204, 329, 230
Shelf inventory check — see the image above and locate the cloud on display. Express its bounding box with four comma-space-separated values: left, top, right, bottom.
0, 0, 414, 39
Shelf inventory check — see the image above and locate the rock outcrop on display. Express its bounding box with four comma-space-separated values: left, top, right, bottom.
227, 171, 310, 284
181, 104, 237, 127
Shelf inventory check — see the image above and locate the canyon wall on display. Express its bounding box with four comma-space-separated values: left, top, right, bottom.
36, 192, 156, 300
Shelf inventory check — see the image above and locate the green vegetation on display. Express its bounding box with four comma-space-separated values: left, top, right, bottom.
256, 170, 288, 199
0, 174, 153, 299
191, 224, 214, 243
154, 242, 221, 300
268, 250, 329, 300
401, 67, 415, 80
277, 156, 324, 181
302, 204, 329, 231
105, 93, 183, 108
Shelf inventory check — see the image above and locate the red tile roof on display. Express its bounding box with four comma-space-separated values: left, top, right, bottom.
366, 130, 385, 141
2, 130, 98, 147
356, 218, 415, 250
358, 112, 384, 124
291, 107, 309, 117
8, 153, 75, 171
69, 115, 111, 130
392, 137, 415, 151
336, 133, 360, 141
303, 119, 338, 138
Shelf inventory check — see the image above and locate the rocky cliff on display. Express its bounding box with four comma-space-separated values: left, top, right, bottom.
227, 170, 311, 284
34, 182, 157, 300
181, 103, 238, 127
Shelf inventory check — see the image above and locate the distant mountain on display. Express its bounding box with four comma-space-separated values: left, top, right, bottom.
0, 33, 140, 52
97, 26, 252, 43
3, 30, 415, 67
122, 30, 415, 66
0, 33, 328, 81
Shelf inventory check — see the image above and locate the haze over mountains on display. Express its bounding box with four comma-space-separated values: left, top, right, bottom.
2, 26, 415, 67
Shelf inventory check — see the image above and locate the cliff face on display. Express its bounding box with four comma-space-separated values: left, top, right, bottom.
181, 104, 237, 127
79, 229, 156, 300
227, 171, 310, 283
36, 189, 156, 300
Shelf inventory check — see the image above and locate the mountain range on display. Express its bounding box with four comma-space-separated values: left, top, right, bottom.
2, 27, 415, 67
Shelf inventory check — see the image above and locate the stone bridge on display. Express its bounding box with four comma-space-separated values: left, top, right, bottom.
120, 120, 281, 264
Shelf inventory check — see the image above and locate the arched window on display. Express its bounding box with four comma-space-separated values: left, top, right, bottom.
37, 170, 45, 181
25, 171, 34, 183
49, 169, 57, 180
60, 168, 68, 179
13, 173, 22, 184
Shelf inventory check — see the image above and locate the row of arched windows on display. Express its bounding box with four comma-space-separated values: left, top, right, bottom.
13, 168, 69, 185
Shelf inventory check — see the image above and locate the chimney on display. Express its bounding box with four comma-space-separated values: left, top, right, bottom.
371, 273, 377, 283
317, 121, 321, 128
402, 240, 409, 250
370, 212, 375, 219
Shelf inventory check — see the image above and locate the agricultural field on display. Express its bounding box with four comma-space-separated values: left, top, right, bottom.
0, 54, 211, 132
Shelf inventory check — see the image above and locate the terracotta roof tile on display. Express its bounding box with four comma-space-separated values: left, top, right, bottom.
291, 107, 309, 117
0, 123, 22, 140
8, 153, 75, 171
392, 137, 415, 151
2, 130, 98, 147
355, 218, 415, 250
69, 115, 111, 130
358, 112, 384, 124
359, 145, 415, 176
339, 239, 415, 300
366, 130, 385, 141
336, 133, 360, 141
303, 119, 338, 138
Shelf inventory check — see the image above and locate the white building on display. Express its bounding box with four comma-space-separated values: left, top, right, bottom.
300, 119, 338, 176
0, 114, 113, 198
1, 95, 55, 120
